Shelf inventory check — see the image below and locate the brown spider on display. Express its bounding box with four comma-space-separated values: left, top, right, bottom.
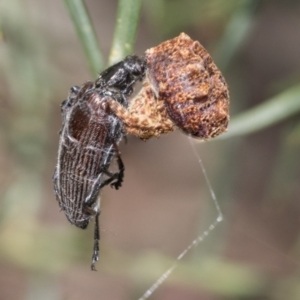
108, 33, 230, 140
108, 80, 175, 140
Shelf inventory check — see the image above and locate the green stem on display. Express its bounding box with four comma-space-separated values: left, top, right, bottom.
63, 0, 104, 76
219, 84, 300, 139
108, 0, 143, 65
213, 0, 260, 72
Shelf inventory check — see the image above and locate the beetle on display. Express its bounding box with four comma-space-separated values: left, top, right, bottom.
53, 55, 146, 270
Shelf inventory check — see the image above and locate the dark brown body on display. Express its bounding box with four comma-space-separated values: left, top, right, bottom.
53, 82, 124, 229
53, 55, 145, 270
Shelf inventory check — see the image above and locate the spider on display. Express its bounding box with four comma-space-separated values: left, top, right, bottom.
108, 33, 230, 140
52, 55, 146, 270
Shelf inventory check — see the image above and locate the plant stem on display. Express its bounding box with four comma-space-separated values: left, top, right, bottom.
108, 0, 143, 65
213, 0, 260, 72
219, 84, 300, 139
63, 0, 104, 76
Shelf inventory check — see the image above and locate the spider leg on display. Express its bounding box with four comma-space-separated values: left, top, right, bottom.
108, 92, 175, 140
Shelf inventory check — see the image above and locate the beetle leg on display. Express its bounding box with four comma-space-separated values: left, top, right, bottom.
91, 210, 100, 271
52, 167, 60, 202
105, 90, 128, 107
83, 145, 124, 209
108, 142, 124, 190
95, 154, 124, 190
61, 85, 80, 113
122, 78, 135, 95
92, 142, 125, 190
88, 148, 124, 271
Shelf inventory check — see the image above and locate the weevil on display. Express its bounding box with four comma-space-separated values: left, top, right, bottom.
53, 55, 146, 270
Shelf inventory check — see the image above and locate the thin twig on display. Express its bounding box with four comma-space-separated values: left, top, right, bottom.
213, 0, 261, 72
108, 0, 143, 65
63, 0, 104, 76
218, 84, 300, 139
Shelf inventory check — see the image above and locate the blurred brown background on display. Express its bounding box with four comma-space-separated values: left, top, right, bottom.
1, 0, 300, 299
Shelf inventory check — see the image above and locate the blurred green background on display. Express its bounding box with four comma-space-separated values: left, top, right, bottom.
1, 0, 300, 299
